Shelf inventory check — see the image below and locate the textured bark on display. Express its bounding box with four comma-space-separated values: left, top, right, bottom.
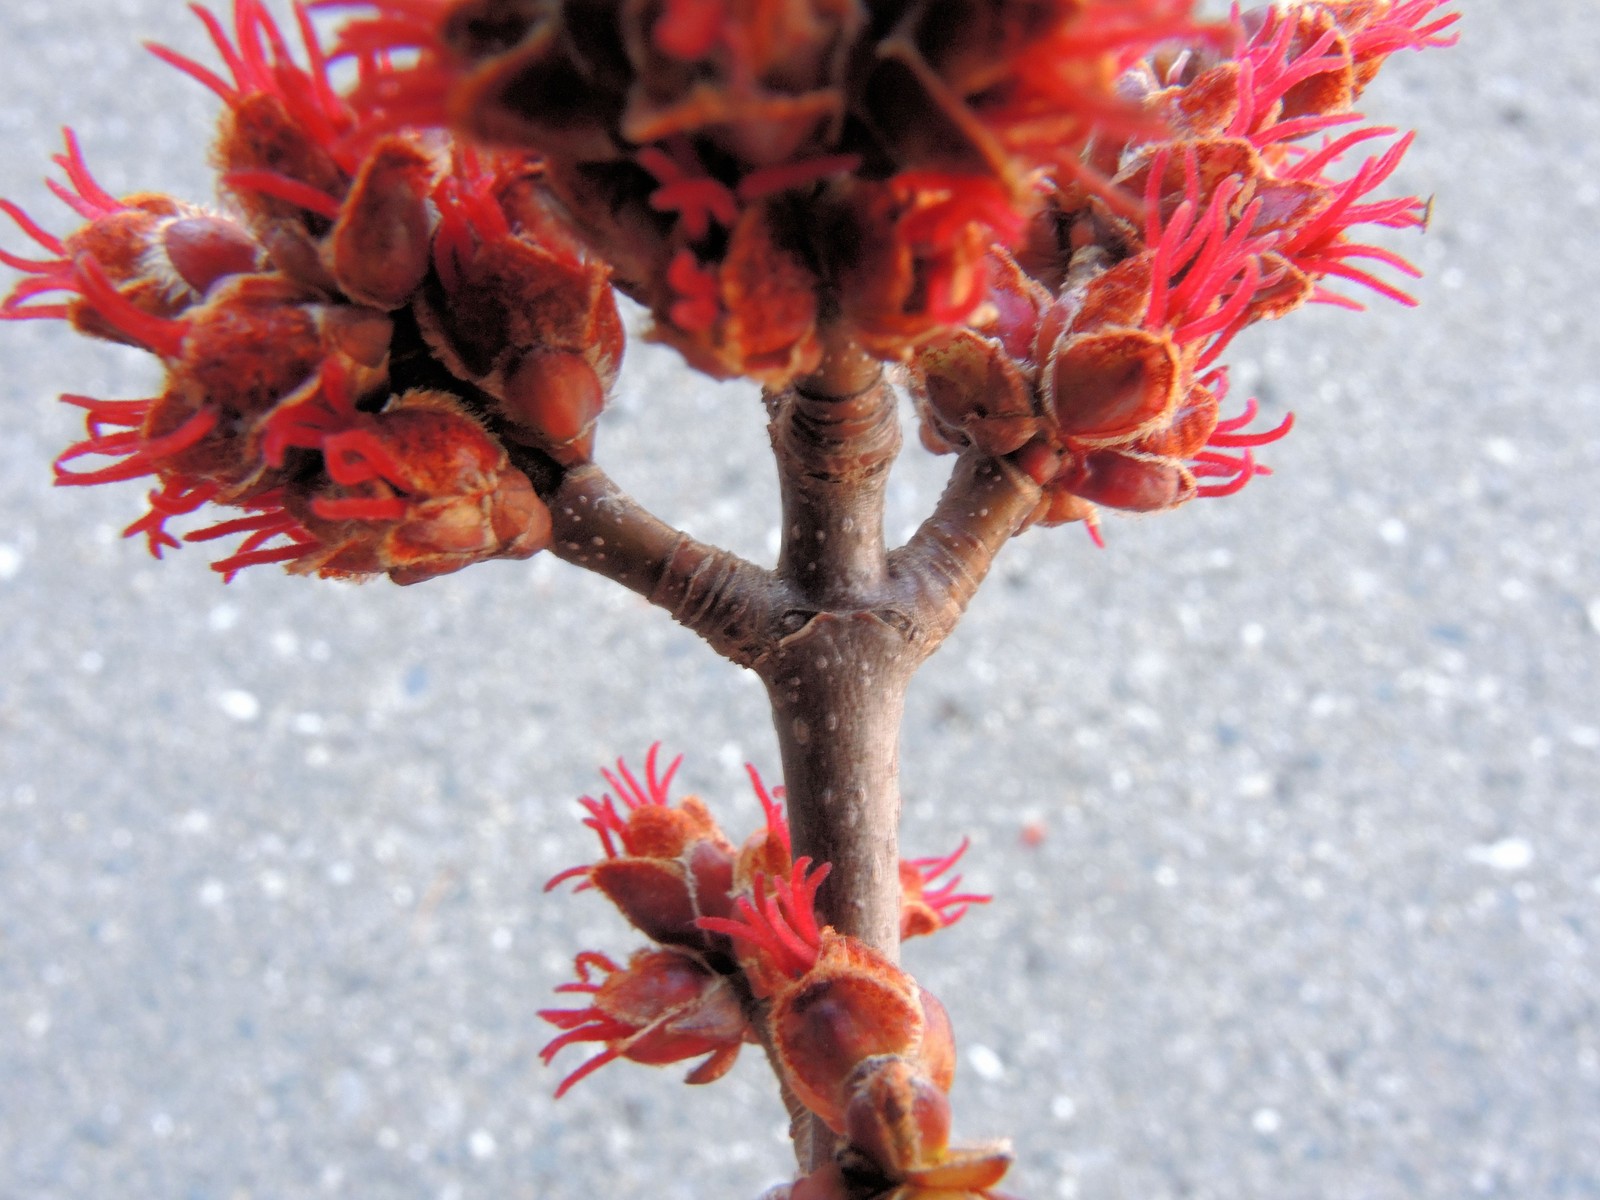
761, 366, 908, 1175
894, 449, 1043, 647
513, 453, 789, 667
773, 378, 900, 609
763, 611, 913, 956
762, 371, 906, 954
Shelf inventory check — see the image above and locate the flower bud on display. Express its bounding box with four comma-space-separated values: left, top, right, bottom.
842, 1057, 952, 1180
500, 349, 607, 464
908, 328, 1038, 458
1051, 448, 1197, 513
770, 930, 927, 1132
1044, 327, 1181, 443
328, 136, 435, 310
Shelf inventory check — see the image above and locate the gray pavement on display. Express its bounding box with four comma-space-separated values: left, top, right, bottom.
1, 2, 1597, 1198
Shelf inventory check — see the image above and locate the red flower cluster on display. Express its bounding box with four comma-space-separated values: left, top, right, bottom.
1, 0, 619, 581
2, 2, 1456, 577
320, 0, 1197, 384
910, 0, 1457, 540
539, 747, 1005, 1196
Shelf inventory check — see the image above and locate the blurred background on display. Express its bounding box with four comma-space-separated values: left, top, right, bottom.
2, 2, 1596, 1198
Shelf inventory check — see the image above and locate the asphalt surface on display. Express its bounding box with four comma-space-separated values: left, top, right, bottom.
2, 3, 1597, 1198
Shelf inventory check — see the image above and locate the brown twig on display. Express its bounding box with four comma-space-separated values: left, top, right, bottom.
512, 453, 790, 668
894, 449, 1043, 649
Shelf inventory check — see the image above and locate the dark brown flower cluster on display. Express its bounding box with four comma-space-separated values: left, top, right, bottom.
909, 0, 1458, 540
1, 0, 620, 581
541, 748, 1006, 1200
324, 0, 1196, 385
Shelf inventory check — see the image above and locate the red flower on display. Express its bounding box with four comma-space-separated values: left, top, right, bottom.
149, 0, 350, 141
321, 0, 1205, 382
697, 856, 830, 996
1338, 0, 1461, 87
1, 131, 264, 336
900, 838, 991, 941
284, 387, 552, 583
696, 856, 953, 1134
307, 0, 457, 140
1, 3, 614, 583
545, 746, 741, 951
732, 762, 794, 890
910, 0, 1454, 541
421, 147, 625, 464
538, 948, 751, 1097
538, 748, 1009, 1188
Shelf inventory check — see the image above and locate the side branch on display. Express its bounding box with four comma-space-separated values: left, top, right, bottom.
891, 450, 1041, 653
521, 455, 785, 667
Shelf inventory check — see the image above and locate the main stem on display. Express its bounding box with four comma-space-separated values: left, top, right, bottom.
766, 353, 908, 950
761, 346, 912, 1170
522, 342, 1043, 1178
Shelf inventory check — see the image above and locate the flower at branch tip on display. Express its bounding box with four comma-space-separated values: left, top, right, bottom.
0, 0, 634, 583
909, 0, 1455, 543
319, 0, 1205, 384
538, 947, 752, 1097
0, 129, 266, 338
280, 384, 553, 583
152, 0, 436, 306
